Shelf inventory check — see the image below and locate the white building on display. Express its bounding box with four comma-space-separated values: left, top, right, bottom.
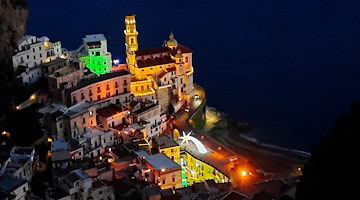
47, 169, 114, 200
0, 176, 29, 200
77, 34, 112, 75
12, 35, 66, 85
128, 101, 163, 138
51, 139, 72, 169
58, 169, 92, 197
63, 101, 98, 139
79, 128, 115, 159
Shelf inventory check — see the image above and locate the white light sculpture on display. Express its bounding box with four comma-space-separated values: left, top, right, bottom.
179, 131, 208, 154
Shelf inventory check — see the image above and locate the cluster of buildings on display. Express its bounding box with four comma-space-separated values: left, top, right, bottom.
2, 14, 298, 200
0, 146, 38, 199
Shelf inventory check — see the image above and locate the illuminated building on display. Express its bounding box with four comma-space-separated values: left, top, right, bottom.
180, 152, 230, 186
124, 15, 194, 113
63, 70, 131, 106
78, 34, 112, 75
96, 104, 130, 129
12, 35, 66, 85
134, 151, 182, 190
155, 135, 181, 163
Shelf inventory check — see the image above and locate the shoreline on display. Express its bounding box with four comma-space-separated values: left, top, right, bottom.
205, 107, 310, 177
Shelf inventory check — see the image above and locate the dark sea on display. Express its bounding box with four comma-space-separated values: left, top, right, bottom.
26, 0, 360, 152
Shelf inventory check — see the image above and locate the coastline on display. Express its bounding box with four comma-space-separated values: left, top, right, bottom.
204, 107, 310, 177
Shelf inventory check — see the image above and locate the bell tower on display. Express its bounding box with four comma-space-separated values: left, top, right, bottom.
124, 14, 139, 52
124, 15, 139, 73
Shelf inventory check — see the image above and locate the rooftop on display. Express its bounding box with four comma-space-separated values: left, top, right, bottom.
97, 104, 127, 118
63, 101, 94, 117
0, 176, 27, 193
83, 34, 107, 42
40, 57, 67, 67
38, 103, 67, 114
155, 135, 179, 149
136, 151, 180, 171
51, 139, 70, 152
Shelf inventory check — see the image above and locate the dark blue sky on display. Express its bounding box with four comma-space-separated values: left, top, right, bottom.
27, 0, 360, 151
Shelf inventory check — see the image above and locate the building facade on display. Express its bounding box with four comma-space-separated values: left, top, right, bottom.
63, 71, 131, 106
124, 15, 194, 113
78, 34, 112, 75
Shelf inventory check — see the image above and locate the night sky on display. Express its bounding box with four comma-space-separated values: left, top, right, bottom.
26, 0, 360, 151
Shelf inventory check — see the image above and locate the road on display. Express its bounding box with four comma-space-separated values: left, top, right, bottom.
172, 84, 309, 187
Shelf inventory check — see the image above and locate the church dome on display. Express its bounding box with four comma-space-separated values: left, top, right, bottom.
166, 31, 178, 48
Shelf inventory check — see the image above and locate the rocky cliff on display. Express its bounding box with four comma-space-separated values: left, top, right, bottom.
0, 0, 28, 114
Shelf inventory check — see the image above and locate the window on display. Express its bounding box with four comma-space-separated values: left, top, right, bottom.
39, 46, 41, 50
124, 88, 128, 93
81, 93, 85, 100
23, 186, 26, 192
97, 86, 101, 93
27, 55, 29, 59
32, 48, 35, 52
91, 120, 93, 125
116, 90, 119, 95
147, 85, 150, 90
89, 110, 93, 116
74, 121, 77, 126
185, 57, 188, 62
115, 82, 119, 88
89, 89, 93, 96
106, 84, 110, 90
39, 53, 42, 58
162, 180, 165, 184
82, 118, 86, 124
103, 139, 106, 143
124, 80, 127, 85
59, 123, 62, 128
172, 177, 175, 182
106, 92, 110, 98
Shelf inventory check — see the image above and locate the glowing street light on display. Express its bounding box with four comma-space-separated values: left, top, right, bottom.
241, 171, 247, 176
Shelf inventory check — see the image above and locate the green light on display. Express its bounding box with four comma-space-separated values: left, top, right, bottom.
80, 54, 111, 75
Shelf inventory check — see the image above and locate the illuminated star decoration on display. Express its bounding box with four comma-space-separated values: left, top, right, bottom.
179, 131, 192, 145
179, 131, 208, 154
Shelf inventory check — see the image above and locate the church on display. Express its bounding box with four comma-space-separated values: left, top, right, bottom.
124, 15, 194, 113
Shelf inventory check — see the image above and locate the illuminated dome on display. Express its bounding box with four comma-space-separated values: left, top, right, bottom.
166, 31, 178, 49
175, 49, 182, 58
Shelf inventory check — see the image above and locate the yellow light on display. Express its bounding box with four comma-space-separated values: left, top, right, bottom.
161, 168, 165, 172
241, 171, 247, 176
16, 106, 20, 110
298, 167, 301, 171
29, 94, 36, 100
47, 137, 52, 142
2, 131, 6, 136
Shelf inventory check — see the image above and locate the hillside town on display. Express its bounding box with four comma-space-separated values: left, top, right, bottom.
1, 15, 304, 200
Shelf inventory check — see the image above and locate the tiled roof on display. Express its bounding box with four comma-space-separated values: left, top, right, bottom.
135, 47, 169, 56
97, 104, 125, 118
